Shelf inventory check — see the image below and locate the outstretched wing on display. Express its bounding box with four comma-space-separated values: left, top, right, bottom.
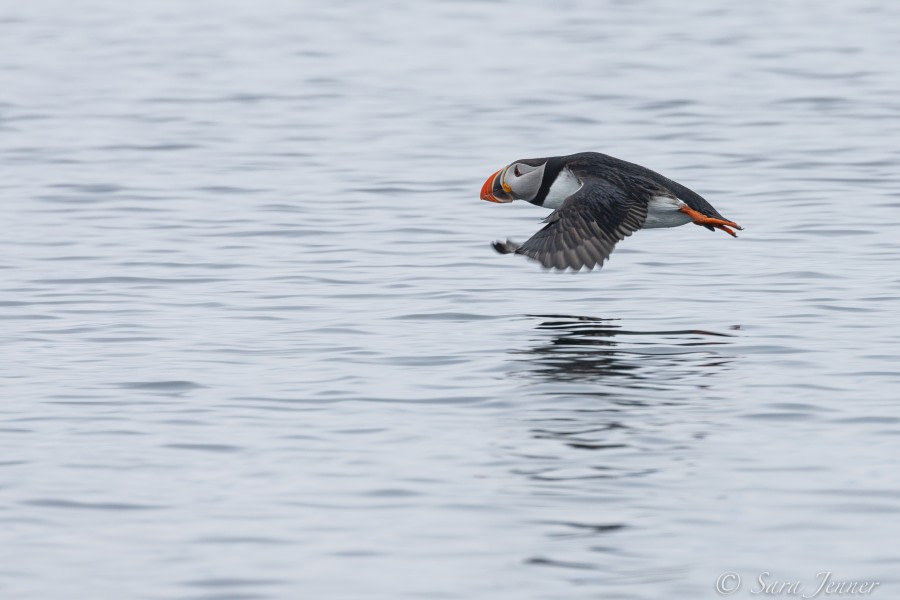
495, 178, 648, 271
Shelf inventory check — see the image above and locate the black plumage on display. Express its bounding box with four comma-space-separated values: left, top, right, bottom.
493, 177, 647, 270
489, 152, 740, 271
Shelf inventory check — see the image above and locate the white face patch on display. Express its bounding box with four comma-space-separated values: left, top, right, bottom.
542, 168, 582, 209
506, 162, 546, 201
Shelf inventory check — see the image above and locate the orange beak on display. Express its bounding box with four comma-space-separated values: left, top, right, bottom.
480, 169, 502, 202
480, 168, 512, 203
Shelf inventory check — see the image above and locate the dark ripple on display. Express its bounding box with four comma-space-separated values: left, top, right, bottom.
525, 557, 598, 571
119, 381, 205, 391
192, 536, 293, 546
392, 312, 500, 321
542, 521, 627, 538
179, 594, 269, 600
163, 443, 243, 453
35, 277, 224, 285
23, 499, 164, 511
47, 183, 123, 194
183, 578, 285, 589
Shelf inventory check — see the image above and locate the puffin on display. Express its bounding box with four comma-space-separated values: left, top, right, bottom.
480, 152, 742, 271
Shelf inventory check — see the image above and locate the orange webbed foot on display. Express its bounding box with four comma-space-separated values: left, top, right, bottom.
679, 205, 742, 238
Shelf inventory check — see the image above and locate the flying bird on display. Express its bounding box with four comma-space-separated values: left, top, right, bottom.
481, 152, 742, 271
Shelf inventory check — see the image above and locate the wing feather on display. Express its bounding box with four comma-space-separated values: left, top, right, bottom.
510, 178, 648, 271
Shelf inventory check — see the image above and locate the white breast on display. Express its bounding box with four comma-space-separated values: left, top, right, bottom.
542, 168, 582, 209
643, 195, 693, 229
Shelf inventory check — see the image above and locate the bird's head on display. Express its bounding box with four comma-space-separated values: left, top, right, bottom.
480, 158, 548, 204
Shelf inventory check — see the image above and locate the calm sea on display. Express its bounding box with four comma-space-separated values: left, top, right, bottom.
2, 1, 900, 598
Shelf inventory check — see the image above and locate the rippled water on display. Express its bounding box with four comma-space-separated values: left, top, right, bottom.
3, 1, 900, 598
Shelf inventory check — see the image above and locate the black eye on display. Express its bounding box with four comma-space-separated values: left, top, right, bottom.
514, 165, 521, 177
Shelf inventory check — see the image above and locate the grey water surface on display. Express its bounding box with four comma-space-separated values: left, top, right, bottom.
2, 1, 900, 599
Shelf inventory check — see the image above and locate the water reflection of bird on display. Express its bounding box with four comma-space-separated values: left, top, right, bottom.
481, 152, 742, 271
517, 315, 734, 385
511, 315, 735, 467
506, 315, 738, 562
